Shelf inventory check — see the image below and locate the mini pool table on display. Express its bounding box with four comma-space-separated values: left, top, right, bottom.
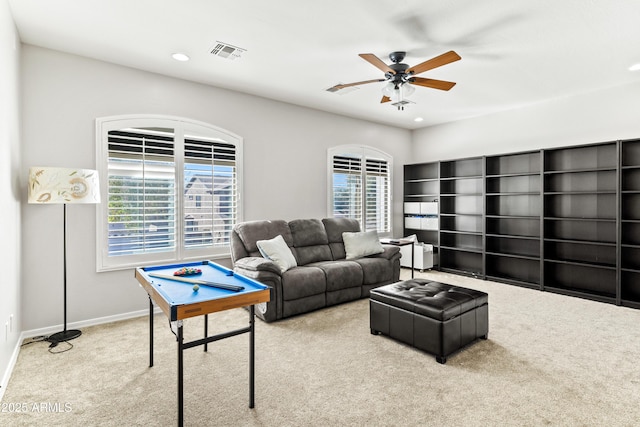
135, 260, 270, 427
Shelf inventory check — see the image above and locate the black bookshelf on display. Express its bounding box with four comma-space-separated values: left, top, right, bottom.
542, 143, 618, 302
439, 157, 484, 276
403, 162, 439, 249
620, 138, 640, 308
402, 138, 640, 310
485, 151, 541, 288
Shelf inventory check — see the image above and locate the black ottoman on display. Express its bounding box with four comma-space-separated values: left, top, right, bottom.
370, 279, 488, 364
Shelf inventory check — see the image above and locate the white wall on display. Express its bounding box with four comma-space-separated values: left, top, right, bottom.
412, 82, 640, 161
20, 45, 412, 331
0, 0, 22, 395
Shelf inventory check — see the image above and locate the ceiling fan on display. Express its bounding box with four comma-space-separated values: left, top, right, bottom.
329, 50, 461, 109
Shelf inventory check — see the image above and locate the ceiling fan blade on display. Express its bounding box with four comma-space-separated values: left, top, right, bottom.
410, 77, 457, 91
406, 50, 461, 75
380, 96, 391, 103
359, 53, 395, 74
328, 79, 386, 91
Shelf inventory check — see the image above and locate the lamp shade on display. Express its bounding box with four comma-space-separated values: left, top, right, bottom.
28, 167, 100, 204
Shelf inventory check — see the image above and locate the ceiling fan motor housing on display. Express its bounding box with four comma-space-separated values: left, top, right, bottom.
387, 52, 411, 86
388, 64, 411, 87
388, 51, 406, 63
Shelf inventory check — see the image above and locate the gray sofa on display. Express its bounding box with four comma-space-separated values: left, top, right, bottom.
230, 218, 401, 322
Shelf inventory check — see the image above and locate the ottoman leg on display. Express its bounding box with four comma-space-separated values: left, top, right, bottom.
436, 355, 446, 364
371, 328, 380, 335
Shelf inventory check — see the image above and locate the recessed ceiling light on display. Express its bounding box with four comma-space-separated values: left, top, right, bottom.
172, 53, 190, 62
414, 117, 424, 122
629, 63, 640, 71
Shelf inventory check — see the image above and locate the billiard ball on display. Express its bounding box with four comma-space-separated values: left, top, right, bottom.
192, 284, 199, 291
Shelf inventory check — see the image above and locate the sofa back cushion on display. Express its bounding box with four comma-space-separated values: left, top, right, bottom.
289, 219, 332, 265
233, 220, 293, 258
342, 230, 384, 259
256, 234, 298, 273
322, 218, 361, 260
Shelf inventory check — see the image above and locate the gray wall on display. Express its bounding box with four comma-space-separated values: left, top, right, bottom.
0, 0, 21, 392
412, 81, 640, 161
20, 45, 412, 331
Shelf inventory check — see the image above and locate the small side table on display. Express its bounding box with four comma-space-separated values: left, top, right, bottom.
380, 238, 415, 278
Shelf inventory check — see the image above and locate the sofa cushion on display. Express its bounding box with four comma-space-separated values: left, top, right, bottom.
343, 230, 384, 260
235, 220, 292, 256
289, 219, 332, 265
322, 218, 360, 260
281, 267, 327, 300
257, 234, 297, 273
354, 257, 393, 285
312, 260, 363, 292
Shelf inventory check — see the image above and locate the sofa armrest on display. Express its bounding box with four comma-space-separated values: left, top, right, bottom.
373, 245, 401, 260
234, 256, 282, 276
233, 257, 283, 322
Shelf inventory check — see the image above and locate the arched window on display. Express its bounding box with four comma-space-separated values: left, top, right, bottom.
328, 145, 392, 234
96, 115, 243, 271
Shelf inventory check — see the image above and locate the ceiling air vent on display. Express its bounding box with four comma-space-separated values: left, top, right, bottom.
210, 42, 246, 60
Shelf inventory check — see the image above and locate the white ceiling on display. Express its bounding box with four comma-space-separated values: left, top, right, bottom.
8, 0, 640, 129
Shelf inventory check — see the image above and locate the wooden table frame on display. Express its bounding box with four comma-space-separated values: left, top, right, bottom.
135, 262, 270, 427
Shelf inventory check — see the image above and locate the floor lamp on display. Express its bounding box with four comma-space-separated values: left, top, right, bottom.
28, 167, 101, 343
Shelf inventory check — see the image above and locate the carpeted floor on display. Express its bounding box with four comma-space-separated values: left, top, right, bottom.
2, 269, 640, 426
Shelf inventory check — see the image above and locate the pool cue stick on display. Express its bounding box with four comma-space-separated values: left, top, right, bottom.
147, 273, 244, 292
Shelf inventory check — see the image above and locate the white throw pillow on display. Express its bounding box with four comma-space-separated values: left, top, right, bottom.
256, 234, 297, 273
343, 230, 384, 260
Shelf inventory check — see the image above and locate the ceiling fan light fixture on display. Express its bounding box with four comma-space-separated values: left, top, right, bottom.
382, 82, 414, 102
381, 81, 397, 97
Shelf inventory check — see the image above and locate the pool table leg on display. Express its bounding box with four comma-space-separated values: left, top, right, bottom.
204, 314, 208, 352
177, 322, 184, 427
249, 305, 255, 408
149, 296, 154, 368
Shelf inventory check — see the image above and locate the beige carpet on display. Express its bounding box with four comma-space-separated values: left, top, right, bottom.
3, 270, 640, 426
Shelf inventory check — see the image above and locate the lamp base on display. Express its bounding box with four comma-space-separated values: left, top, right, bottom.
48, 329, 82, 343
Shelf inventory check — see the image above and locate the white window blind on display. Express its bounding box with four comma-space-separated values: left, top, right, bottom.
184, 137, 237, 249
107, 128, 177, 256
365, 157, 390, 232
332, 155, 362, 221
328, 146, 392, 234
96, 116, 243, 271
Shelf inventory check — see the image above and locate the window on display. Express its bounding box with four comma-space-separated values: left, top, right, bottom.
96, 116, 242, 271
328, 145, 391, 234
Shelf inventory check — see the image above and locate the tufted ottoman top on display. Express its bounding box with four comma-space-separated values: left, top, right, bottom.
370, 279, 488, 321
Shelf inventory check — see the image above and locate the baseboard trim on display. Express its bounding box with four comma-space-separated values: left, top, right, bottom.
0, 307, 161, 401
0, 334, 23, 402
20, 308, 160, 340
